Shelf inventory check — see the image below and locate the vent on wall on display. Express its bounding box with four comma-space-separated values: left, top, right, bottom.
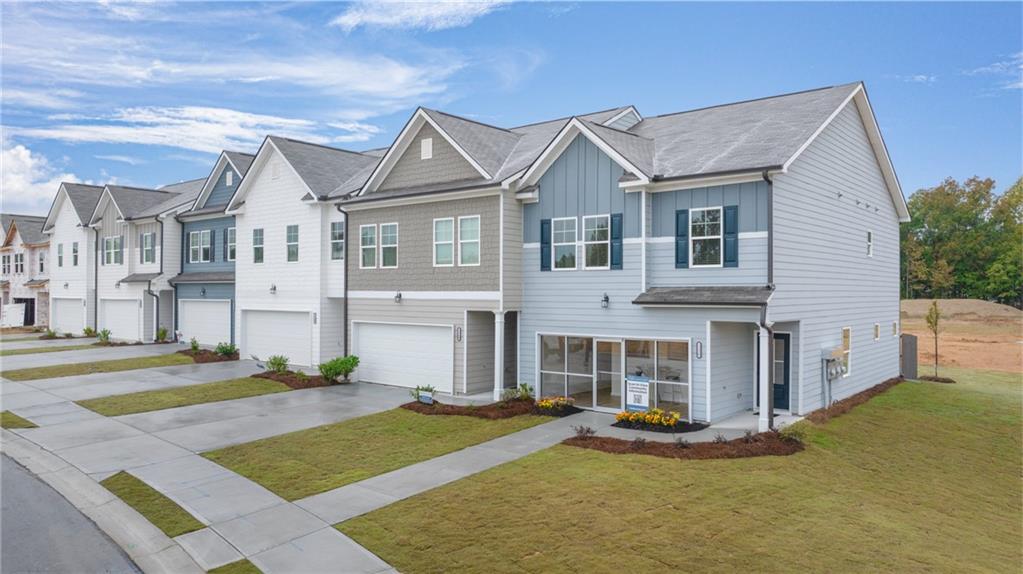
421, 138, 433, 160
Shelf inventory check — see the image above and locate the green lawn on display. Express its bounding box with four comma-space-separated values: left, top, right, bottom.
209, 560, 262, 574
0, 343, 97, 357
100, 472, 203, 538
1, 411, 37, 429
338, 368, 1022, 573
205, 409, 552, 501
1, 353, 193, 381
78, 377, 290, 416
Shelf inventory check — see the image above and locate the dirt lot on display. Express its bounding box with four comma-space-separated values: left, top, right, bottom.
902, 299, 1022, 373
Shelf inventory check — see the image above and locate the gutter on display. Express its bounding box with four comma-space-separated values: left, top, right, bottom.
92, 226, 99, 328
336, 203, 350, 356
759, 170, 776, 430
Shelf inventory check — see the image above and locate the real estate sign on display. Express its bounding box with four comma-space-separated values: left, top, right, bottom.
625, 375, 650, 412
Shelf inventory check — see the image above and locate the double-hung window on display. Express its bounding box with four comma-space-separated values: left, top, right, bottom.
583, 215, 610, 269
141, 232, 156, 264
330, 221, 345, 261
841, 327, 852, 376
14, 253, 24, 273
38, 251, 45, 273
103, 237, 122, 265
58, 244, 64, 267
380, 223, 398, 268
552, 217, 577, 270
72, 242, 79, 266
458, 216, 480, 266
433, 218, 454, 266
252, 228, 264, 263
1, 255, 8, 274
360, 225, 377, 269
690, 207, 722, 267
226, 227, 236, 261
286, 225, 299, 262
189, 230, 211, 263
866, 231, 874, 257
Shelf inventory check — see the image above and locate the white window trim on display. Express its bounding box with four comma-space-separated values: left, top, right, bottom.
58, 244, 64, 267
252, 228, 264, 264
841, 326, 852, 377
189, 230, 211, 263
38, 251, 45, 273
867, 230, 874, 257
458, 215, 481, 267
690, 206, 723, 268
379, 222, 399, 269
142, 232, 156, 264
551, 216, 578, 271
582, 214, 611, 270
226, 227, 236, 262
285, 224, 299, 263
330, 221, 345, 261
360, 224, 378, 270
433, 218, 454, 267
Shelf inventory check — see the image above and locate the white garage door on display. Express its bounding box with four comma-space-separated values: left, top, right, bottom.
179, 300, 232, 347
101, 299, 140, 341
242, 310, 312, 366
52, 298, 84, 335
354, 322, 453, 393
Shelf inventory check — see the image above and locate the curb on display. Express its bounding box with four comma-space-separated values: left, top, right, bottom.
1, 429, 204, 574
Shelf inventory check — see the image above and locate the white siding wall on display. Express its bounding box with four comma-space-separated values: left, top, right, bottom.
48, 195, 95, 329
771, 101, 902, 412
709, 322, 755, 421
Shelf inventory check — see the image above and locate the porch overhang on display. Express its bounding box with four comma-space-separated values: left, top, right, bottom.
24, 279, 49, 288
632, 285, 773, 307
118, 272, 161, 284
168, 271, 236, 285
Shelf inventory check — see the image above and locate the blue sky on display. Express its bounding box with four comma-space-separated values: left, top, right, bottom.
2, 1, 1020, 215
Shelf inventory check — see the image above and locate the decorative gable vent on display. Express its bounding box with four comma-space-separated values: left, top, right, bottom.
421, 137, 433, 160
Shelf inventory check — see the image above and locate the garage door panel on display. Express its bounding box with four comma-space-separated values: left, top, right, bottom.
101, 299, 140, 341
355, 323, 453, 393
180, 300, 232, 347
243, 310, 312, 367
52, 298, 84, 335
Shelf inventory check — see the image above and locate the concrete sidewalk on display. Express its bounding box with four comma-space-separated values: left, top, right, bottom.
1, 336, 99, 351
1, 343, 179, 371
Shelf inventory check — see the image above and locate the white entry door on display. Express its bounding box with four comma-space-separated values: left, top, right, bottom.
353, 322, 453, 393
52, 297, 85, 335
242, 310, 312, 366
179, 299, 232, 347
100, 298, 140, 341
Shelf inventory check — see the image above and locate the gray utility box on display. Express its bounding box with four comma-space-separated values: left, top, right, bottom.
901, 334, 918, 380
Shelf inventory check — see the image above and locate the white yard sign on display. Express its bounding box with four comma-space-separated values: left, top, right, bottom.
625, 376, 650, 412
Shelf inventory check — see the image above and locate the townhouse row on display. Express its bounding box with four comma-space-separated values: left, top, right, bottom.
34, 82, 909, 430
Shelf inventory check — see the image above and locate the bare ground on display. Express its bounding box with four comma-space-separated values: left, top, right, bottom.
902, 299, 1022, 373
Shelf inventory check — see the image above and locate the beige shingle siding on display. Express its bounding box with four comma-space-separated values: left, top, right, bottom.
378, 124, 482, 192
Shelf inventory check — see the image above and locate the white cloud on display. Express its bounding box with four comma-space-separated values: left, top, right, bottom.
1, 143, 81, 215
897, 74, 937, 84
964, 52, 1023, 89
327, 121, 383, 143
95, 154, 146, 166
3, 88, 84, 110
331, 1, 508, 32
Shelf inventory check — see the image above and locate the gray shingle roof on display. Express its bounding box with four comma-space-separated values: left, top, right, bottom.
578, 119, 655, 177
104, 186, 178, 220
62, 184, 104, 224
224, 151, 255, 176
119, 272, 162, 283
632, 286, 774, 306
137, 178, 206, 219
269, 136, 379, 199
4, 214, 48, 245
421, 108, 520, 178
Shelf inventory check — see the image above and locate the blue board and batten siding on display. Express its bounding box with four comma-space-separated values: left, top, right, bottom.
181, 216, 236, 273
206, 166, 240, 207
649, 181, 768, 236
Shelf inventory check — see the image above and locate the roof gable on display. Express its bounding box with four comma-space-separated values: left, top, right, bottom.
189, 151, 254, 212
43, 183, 104, 232
89, 185, 178, 225
2, 216, 47, 247
521, 117, 653, 187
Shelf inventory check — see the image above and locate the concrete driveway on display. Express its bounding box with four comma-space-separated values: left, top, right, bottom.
1, 336, 99, 351
1, 343, 182, 371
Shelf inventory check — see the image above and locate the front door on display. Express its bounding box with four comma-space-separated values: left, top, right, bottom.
14, 298, 35, 326
772, 333, 791, 410
594, 340, 623, 411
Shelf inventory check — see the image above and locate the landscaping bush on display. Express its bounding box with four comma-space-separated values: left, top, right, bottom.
611, 408, 709, 433
409, 385, 437, 402
266, 355, 289, 374
533, 396, 582, 417
41, 329, 57, 339
215, 342, 238, 357
501, 383, 534, 402
318, 355, 359, 383
98, 329, 111, 344
64, 332, 73, 338
156, 327, 168, 342
572, 425, 596, 439
190, 337, 200, 352
778, 423, 808, 444
83, 326, 96, 337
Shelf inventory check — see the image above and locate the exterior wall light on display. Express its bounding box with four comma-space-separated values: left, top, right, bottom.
695, 340, 703, 359
269, 284, 277, 294
63, 282, 69, 289
394, 291, 402, 303
601, 293, 610, 309
200, 287, 207, 297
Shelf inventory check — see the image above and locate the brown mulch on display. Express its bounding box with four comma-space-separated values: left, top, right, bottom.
920, 375, 957, 384
803, 376, 904, 424
253, 371, 330, 390
564, 432, 804, 460
611, 420, 710, 434
177, 349, 239, 364
402, 398, 537, 419
95, 341, 143, 347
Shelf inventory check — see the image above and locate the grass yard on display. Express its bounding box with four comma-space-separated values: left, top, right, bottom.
1, 411, 37, 429
100, 471, 203, 538
0, 352, 193, 381
209, 560, 261, 574
0, 343, 97, 357
78, 377, 290, 416
339, 368, 1022, 573
205, 408, 552, 501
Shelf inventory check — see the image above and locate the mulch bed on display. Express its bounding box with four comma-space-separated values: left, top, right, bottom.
177, 349, 239, 364
612, 420, 710, 434
402, 398, 536, 419
253, 370, 330, 390
564, 431, 804, 460
534, 404, 583, 418
920, 375, 957, 384
95, 341, 144, 347
803, 376, 904, 424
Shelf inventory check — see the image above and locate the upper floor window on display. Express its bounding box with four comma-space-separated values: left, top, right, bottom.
330, 221, 345, 261
421, 137, 433, 160
103, 237, 122, 265
38, 251, 45, 273
141, 232, 156, 264
58, 244, 64, 267
552, 217, 577, 270
433, 218, 454, 266
286, 224, 299, 262
225, 170, 234, 187
14, 253, 24, 274
459, 216, 480, 266
360, 224, 377, 269
226, 227, 236, 262
252, 228, 264, 263
690, 207, 722, 267
583, 215, 610, 270
189, 230, 211, 263
72, 242, 79, 266
380, 223, 398, 268
866, 230, 874, 257
1, 255, 9, 274
841, 327, 852, 376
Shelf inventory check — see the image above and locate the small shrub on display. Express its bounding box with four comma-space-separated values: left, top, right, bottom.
572, 425, 596, 439
409, 385, 437, 401
294, 370, 309, 382
190, 337, 200, 352
98, 329, 111, 344
630, 437, 647, 450
41, 329, 57, 339
155, 327, 168, 342
712, 433, 728, 444
83, 326, 96, 337
742, 430, 757, 444
674, 437, 691, 449
64, 332, 73, 338
215, 342, 237, 357
266, 355, 289, 374
778, 424, 808, 444
318, 355, 359, 383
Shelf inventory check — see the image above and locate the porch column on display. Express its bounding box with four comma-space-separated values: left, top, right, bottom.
758, 326, 772, 432
493, 311, 505, 401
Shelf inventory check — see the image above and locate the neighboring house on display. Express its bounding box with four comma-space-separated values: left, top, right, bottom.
87, 179, 205, 342
0, 214, 50, 327
332, 82, 906, 431
225, 137, 378, 366
41, 183, 105, 335
171, 151, 254, 346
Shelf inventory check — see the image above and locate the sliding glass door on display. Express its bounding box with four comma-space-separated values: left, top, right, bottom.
595, 340, 623, 411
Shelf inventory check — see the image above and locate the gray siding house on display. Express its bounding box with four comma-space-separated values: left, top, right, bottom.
328, 82, 907, 431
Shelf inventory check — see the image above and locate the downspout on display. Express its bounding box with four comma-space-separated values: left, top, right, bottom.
762, 170, 774, 285
760, 170, 776, 430
757, 303, 775, 431
335, 203, 350, 357
144, 217, 165, 342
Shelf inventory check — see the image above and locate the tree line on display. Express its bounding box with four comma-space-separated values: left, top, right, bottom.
901, 176, 1022, 308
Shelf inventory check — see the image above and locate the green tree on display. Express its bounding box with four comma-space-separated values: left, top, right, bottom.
925, 300, 941, 377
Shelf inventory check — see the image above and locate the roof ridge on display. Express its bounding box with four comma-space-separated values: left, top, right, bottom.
422, 108, 516, 135
108, 184, 176, 194
3, 213, 46, 219
643, 82, 860, 121
270, 135, 369, 157
579, 117, 651, 139
511, 105, 631, 130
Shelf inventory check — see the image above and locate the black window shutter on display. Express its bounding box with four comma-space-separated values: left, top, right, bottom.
540, 219, 551, 272
210, 230, 216, 261
223, 229, 228, 261
610, 213, 623, 270
139, 233, 144, 263
723, 205, 738, 268
674, 209, 688, 268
